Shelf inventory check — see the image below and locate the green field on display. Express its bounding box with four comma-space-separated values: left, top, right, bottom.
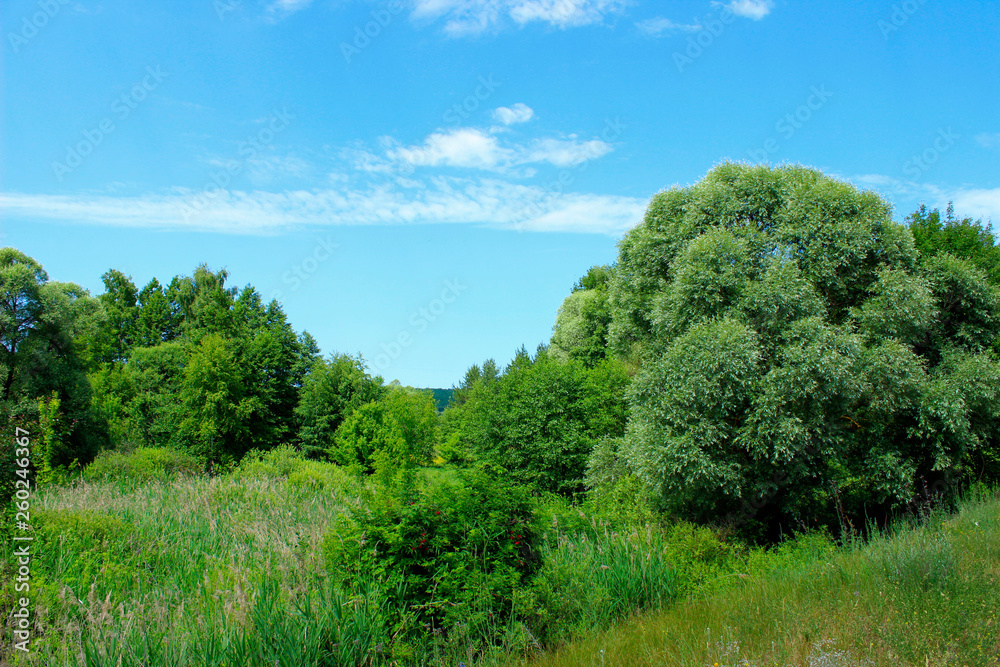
3, 448, 998, 666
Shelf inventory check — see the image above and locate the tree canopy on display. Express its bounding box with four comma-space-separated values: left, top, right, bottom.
606, 163, 1000, 535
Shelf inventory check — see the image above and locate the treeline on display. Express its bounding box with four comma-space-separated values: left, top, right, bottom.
3, 163, 1000, 541
0, 257, 442, 483
439, 165, 1000, 539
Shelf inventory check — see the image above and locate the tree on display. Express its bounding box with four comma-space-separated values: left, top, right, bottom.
294, 353, 386, 457
612, 164, 1000, 536
178, 334, 252, 463
330, 387, 437, 473
89, 342, 189, 450
0, 249, 51, 401
550, 265, 612, 367
1, 249, 105, 466
461, 350, 629, 494
908, 203, 1000, 285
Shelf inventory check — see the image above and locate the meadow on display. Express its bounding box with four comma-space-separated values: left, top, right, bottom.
3, 446, 998, 666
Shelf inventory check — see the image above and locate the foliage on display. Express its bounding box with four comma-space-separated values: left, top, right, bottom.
0, 248, 105, 467
294, 353, 386, 457
460, 351, 630, 495
330, 386, 438, 474
607, 164, 1000, 535
323, 465, 540, 634
88, 342, 189, 450
908, 203, 1000, 285
82, 447, 203, 484
84, 265, 317, 464
550, 265, 613, 367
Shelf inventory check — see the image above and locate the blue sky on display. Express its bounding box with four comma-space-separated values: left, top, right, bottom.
2, 0, 998, 387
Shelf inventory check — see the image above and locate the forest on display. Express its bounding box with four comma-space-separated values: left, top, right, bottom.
2, 163, 1000, 666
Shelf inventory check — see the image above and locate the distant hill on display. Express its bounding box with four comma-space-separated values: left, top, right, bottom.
419, 388, 454, 412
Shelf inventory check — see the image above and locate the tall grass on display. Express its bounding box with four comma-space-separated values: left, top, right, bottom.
509, 488, 1000, 667
5, 448, 999, 667
0, 447, 378, 666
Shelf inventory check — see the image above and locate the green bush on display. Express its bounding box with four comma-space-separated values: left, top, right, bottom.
236, 444, 360, 493
82, 447, 202, 484
330, 388, 438, 474
323, 465, 539, 635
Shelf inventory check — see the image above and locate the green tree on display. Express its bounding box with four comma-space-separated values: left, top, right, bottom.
612, 164, 1000, 535
908, 203, 1000, 285
178, 334, 253, 463
89, 342, 189, 450
461, 350, 629, 494
550, 265, 613, 367
330, 387, 437, 473
294, 353, 386, 457
1, 249, 105, 466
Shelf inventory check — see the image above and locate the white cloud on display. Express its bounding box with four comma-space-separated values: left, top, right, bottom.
975, 133, 1000, 148
635, 16, 701, 37
411, 0, 627, 36
723, 0, 774, 20
950, 188, 1000, 222
524, 137, 612, 167
493, 103, 535, 125
0, 180, 646, 235
383, 125, 613, 172
389, 128, 515, 169
852, 174, 999, 224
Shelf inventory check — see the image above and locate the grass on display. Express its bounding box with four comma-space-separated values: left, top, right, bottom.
508, 488, 1000, 667
0, 448, 375, 666
4, 447, 999, 667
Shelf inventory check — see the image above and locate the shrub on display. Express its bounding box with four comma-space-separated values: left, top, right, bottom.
236, 444, 360, 493
82, 447, 202, 484
330, 388, 437, 474
323, 465, 539, 635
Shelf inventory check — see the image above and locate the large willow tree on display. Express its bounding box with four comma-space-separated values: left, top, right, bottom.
608, 163, 1000, 535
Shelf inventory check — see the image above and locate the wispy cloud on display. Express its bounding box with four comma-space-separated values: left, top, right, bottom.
853, 173, 998, 223
523, 137, 612, 167
0, 180, 646, 235
374, 114, 613, 173
267, 0, 314, 15
950, 187, 1000, 222
493, 103, 535, 125
411, 0, 627, 36
975, 132, 1000, 148
635, 16, 701, 37
721, 0, 774, 20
